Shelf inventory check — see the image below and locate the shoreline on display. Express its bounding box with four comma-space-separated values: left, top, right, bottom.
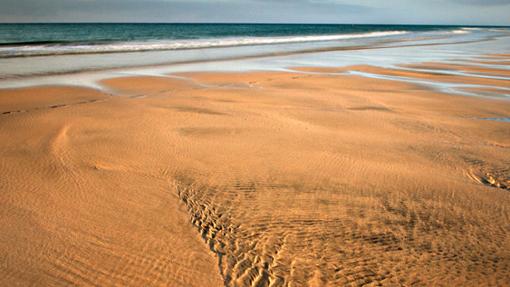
1, 28, 510, 86
2, 59, 510, 101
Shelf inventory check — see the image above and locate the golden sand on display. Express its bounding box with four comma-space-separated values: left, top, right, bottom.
1, 62, 509, 286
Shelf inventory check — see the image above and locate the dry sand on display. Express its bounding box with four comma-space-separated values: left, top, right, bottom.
1, 60, 509, 286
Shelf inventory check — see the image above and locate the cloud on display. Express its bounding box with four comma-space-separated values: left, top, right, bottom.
0, 0, 371, 23
0, 0, 508, 24
452, 0, 510, 5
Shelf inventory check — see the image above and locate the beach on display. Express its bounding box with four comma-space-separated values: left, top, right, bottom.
1, 25, 510, 286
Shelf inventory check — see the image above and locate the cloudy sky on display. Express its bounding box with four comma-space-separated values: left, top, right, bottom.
1, 0, 509, 25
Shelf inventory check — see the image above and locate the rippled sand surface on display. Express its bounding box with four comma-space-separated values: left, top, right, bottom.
1, 59, 509, 286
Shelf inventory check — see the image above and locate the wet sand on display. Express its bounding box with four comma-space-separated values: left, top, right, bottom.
402, 62, 510, 77
296, 65, 510, 88
1, 60, 510, 286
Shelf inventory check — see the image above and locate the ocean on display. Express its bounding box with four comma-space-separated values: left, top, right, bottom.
0, 23, 504, 58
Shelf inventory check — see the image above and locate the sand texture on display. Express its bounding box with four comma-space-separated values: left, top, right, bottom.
1, 61, 510, 286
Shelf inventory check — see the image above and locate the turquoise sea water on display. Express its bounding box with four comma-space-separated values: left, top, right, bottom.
0, 23, 506, 58
0, 23, 489, 45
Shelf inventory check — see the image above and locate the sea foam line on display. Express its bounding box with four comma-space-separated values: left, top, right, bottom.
0, 31, 408, 58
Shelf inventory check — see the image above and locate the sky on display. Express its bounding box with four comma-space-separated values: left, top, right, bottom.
1, 0, 509, 25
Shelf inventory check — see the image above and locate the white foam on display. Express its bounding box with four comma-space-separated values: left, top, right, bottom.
451, 29, 470, 34
0, 31, 408, 58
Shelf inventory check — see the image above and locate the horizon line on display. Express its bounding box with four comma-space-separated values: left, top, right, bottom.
1, 22, 509, 27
